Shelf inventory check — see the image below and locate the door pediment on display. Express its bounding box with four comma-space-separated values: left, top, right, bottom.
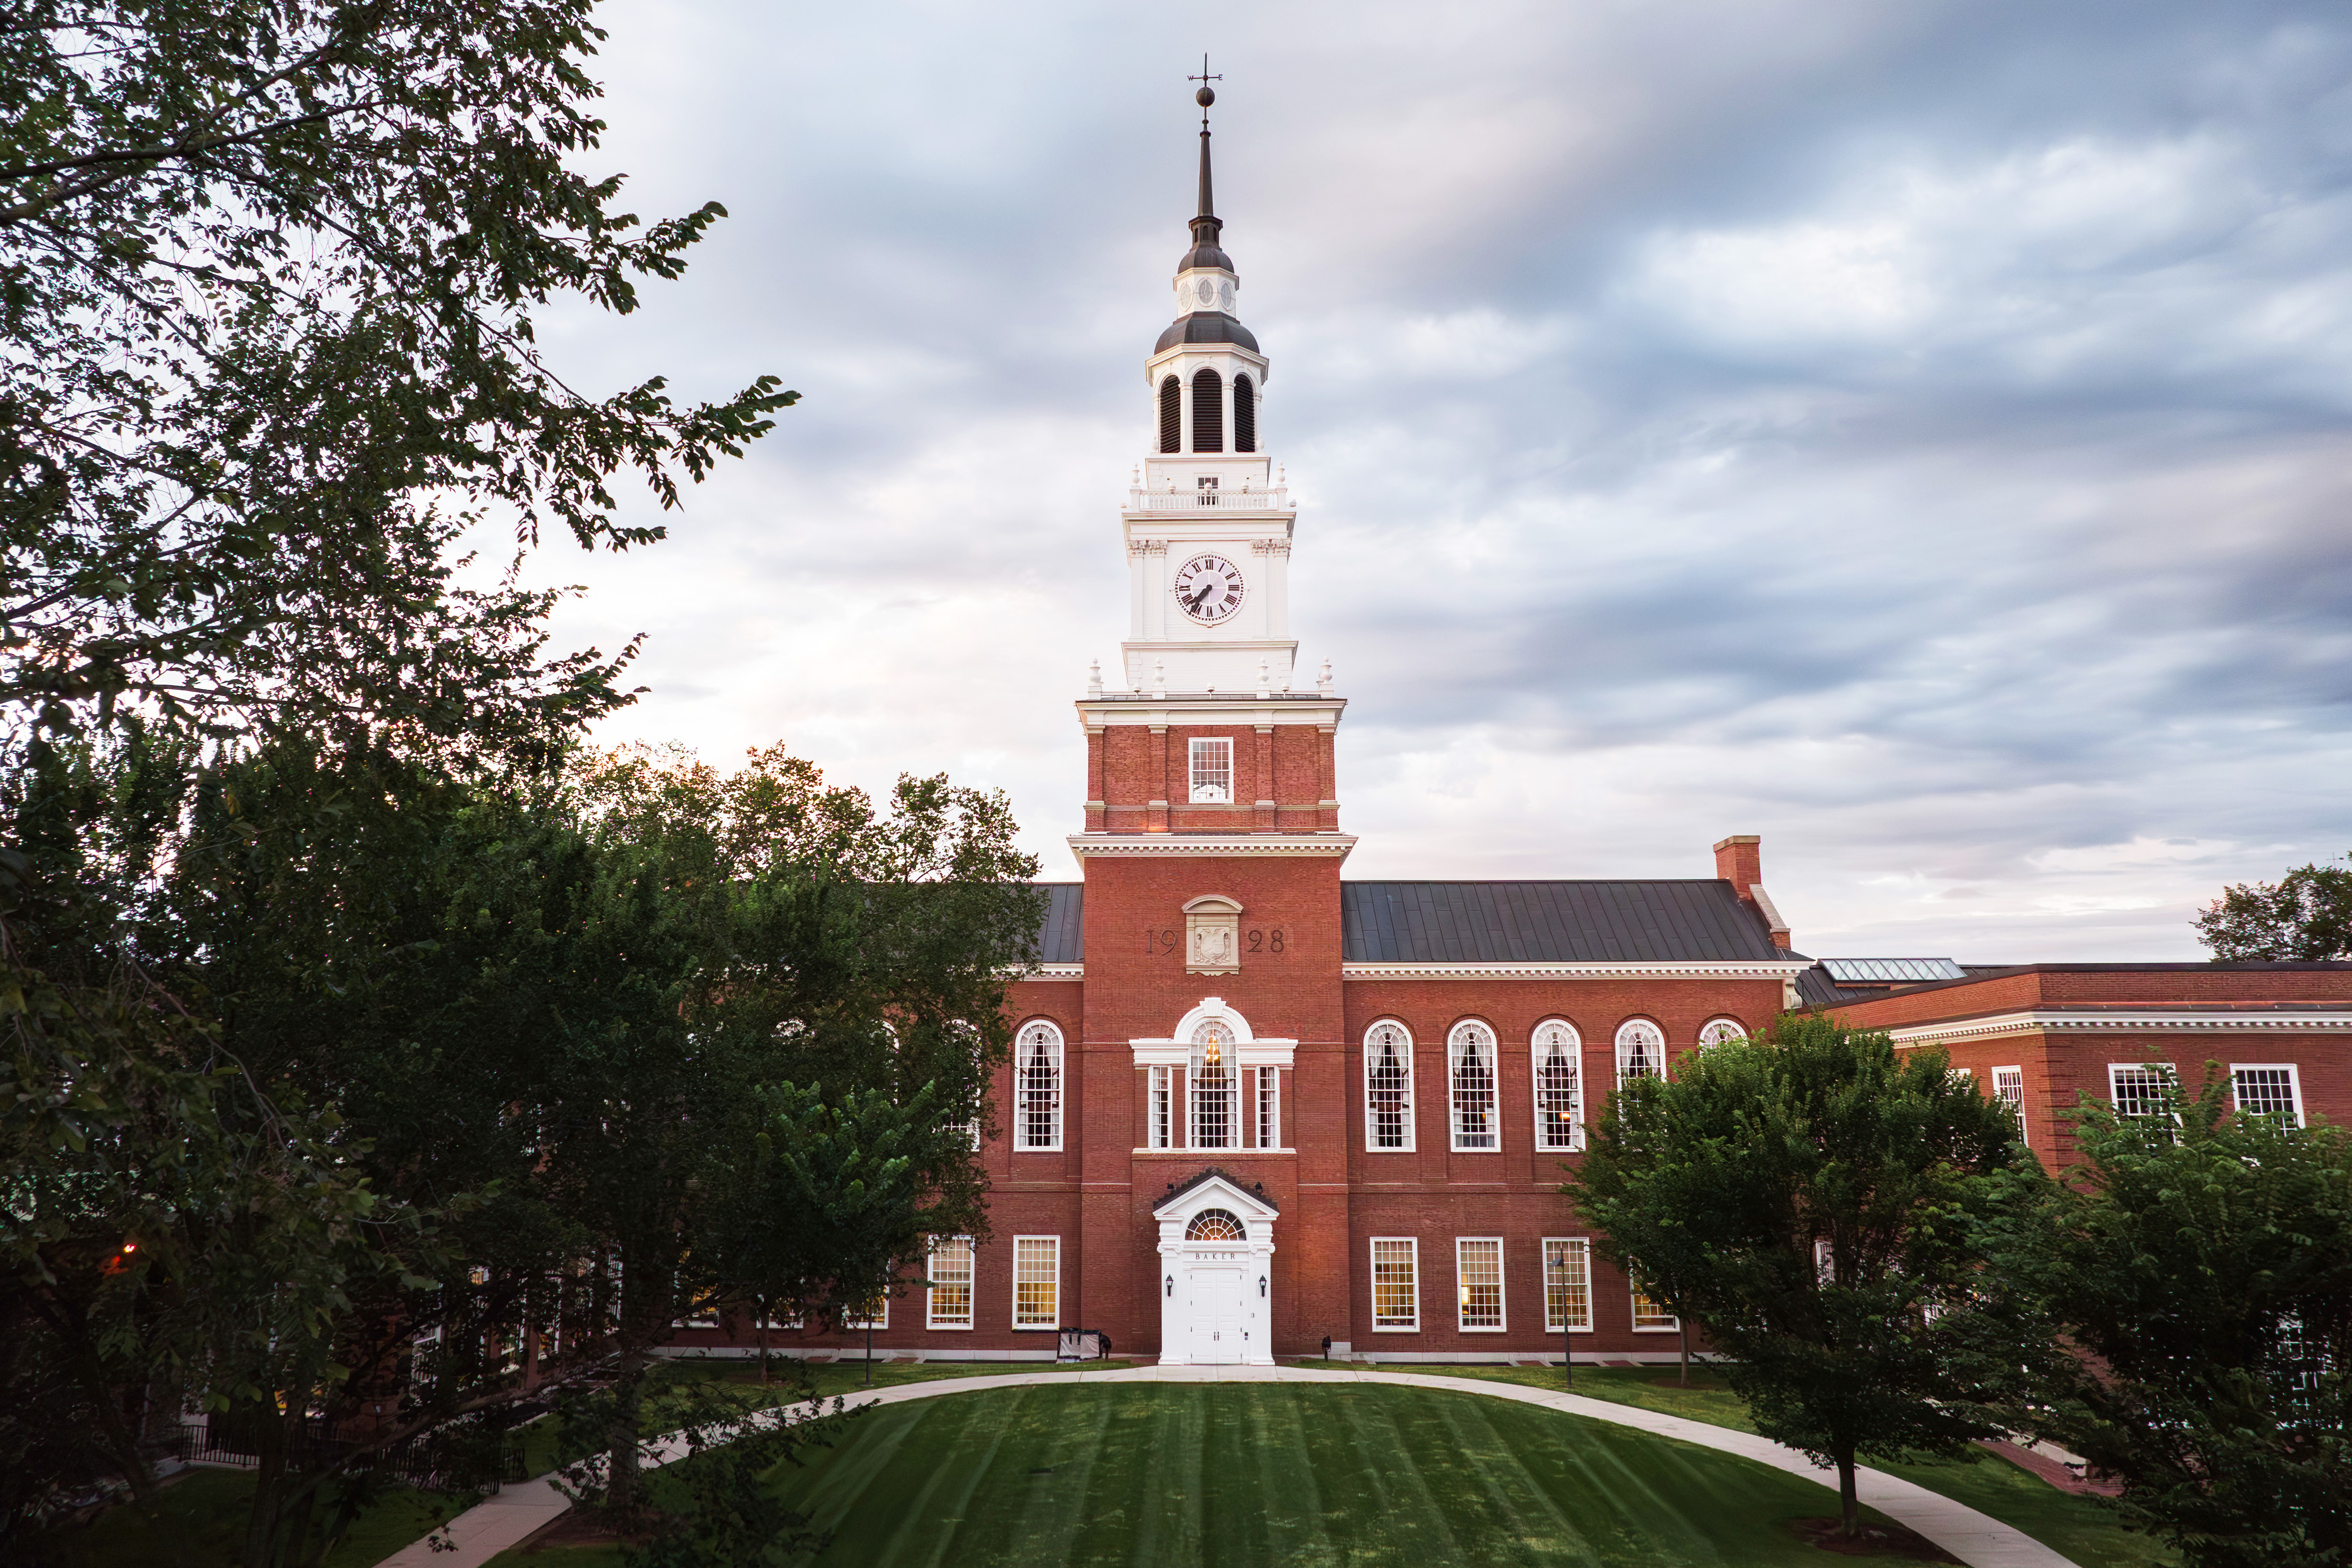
1151, 1166, 1280, 1223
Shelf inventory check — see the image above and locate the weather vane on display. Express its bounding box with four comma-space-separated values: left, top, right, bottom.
1189, 54, 1221, 121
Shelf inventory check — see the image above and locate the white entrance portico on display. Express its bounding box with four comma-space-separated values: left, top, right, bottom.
1152, 1170, 1278, 1366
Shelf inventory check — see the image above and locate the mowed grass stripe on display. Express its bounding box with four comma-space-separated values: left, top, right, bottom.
767, 1383, 1923, 1567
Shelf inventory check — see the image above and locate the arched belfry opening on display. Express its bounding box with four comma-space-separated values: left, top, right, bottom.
1158, 376, 1181, 453
1233, 374, 1255, 452
1191, 368, 1223, 453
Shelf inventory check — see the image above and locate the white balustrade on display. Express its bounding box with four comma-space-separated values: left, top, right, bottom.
1126, 486, 1292, 514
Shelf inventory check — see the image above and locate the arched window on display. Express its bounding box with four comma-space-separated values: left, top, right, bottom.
1698, 1018, 1748, 1048
1186, 1209, 1245, 1241
1614, 1019, 1665, 1090
1016, 1020, 1063, 1150
1233, 374, 1256, 452
1448, 1020, 1498, 1151
1158, 375, 1181, 453
1364, 1021, 1415, 1151
1190, 367, 1223, 452
1190, 1020, 1236, 1149
1532, 1019, 1583, 1152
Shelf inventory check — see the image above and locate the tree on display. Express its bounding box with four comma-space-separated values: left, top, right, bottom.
1987, 1072, 2352, 1568
2, 0, 791, 761
1565, 1013, 2027, 1537
2197, 854, 2352, 962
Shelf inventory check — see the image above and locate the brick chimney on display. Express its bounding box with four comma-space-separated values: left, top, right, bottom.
1714, 834, 1791, 950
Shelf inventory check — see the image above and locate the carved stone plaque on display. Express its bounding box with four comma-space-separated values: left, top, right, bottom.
1183, 894, 1243, 975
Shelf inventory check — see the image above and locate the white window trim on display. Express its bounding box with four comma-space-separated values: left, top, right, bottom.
1016, 1020, 1065, 1152
1188, 736, 1234, 804
1256, 1064, 1281, 1148
1148, 1064, 1173, 1149
1448, 1020, 1501, 1153
2107, 1061, 2178, 1119
2231, 1063, 2305, 1127
1991, 1065, 2026, 1142
1697, 1017, 1747, 1048
1532, 1019, 1584, 1153
926, 1237, 975, 1331
1364, 1020, 1417, 1153
1615, 1019, 1666, 1090
1631, 1280, 1680, 1333
842, 1293, 888, 1331
1455, 1237, 1507, 1332
1543, 1237, 1593, 1333
1012, 1235, 1060, 1330
1370, 1236, 1420, 1332
1189, 1024, 1238, 1151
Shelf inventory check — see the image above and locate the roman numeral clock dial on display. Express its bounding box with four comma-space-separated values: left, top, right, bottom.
1173, 553, 1245, 624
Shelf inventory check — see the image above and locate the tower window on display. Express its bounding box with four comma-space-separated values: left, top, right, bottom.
1158, 376, 1181, 453
1191, 367, 1223, 452
1189, 737, 1232, 803
1233, 374, 1256, 452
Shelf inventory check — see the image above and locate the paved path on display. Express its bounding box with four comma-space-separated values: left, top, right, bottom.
379, 1364, 2079, 1568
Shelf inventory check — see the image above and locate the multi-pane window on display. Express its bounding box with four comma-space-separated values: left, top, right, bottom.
2233, 1064, 2304, 1126
1372, 1238, 1419, 1330
1191, 1023, 1236, 1149
1992, 1066, 2026, 1142
1697, 1018, 1747, 1048
1013, 1236, 1059, 1329
1189, 737, 1234, 804
1615, 1020, 1665, 1089
1533, 1020, 1583, 1152
1631, 1282, 1679, 1332
1256, 1065, 1281, 1148
1364, 1022, 1415, 1150
1016, 1020, 1063, 1150
1544, 1238, 1592, 1332
2109, 1062, 2177, 1121
1148, 1064, 1173, 1149
927, 1237, 974, 1330
1456, 1238, 1505, 1331
842, 1292, 888, 1331
1449, 1021, 1499, 1151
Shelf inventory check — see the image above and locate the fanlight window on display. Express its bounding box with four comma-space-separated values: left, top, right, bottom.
1191, 1021, 1236, 1149
1364, 1021, 1414, 1150
1697, 1018, 1747, 1048
1615, 1019, 1665, 1089
1186, 1209, 1246, 1241
1233, 373, 1256, 452
1532, 1019, 1583, 1152
1191, 367, 1223, 452
1016, 1020, 1064, 1149
1158, 376, 1181, 453
1448, 1021, 1499, 1151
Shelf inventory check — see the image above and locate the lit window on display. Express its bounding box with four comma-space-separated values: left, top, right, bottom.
842, 1292, 888, 1331
1992, 1066, 2026, 1142
1631, 1281, 1678, 1332
1013, 1237, 1059, 1329
1449, 1021, 1499, 1151
1456, 1238, 1505, 1331
676, 1298, 721, 1330
1186, 1209, 1246, 1241
1372, 1238, 1419, 1331
1532, 1019, 1583, 1153
1697, 1018, 1747, 1048
1544, 1238, 1591, 1332
1256, 1065, 1281, 1148
1615, 1020, 1665, 1089
1148, 1064, 1173, 1148
1189, 737, 1233, 803
1190, 1022, 1236, 1149
2109, 1062, 2176, 1121
1016, 1021, 1063, 1150
2232, 1064, 2303, 1126
1364, 1021, 1415, 1151
928, 1238, 974, 1330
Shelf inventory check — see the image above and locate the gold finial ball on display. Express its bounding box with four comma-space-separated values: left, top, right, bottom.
1196, 86, 1216, 108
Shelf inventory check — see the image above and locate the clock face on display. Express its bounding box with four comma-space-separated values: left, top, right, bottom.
1173, 554, 1246, 624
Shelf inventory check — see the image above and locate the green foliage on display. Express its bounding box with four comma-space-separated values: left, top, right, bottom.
1987, 1073, 2352, 1568
1565, 1012, 2028, 1534
2196, 854, 2352, 962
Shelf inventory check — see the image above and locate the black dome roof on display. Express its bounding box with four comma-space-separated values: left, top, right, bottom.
1155, 312, 1260, 353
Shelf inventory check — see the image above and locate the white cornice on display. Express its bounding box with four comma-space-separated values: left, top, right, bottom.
1069, 833, 1356, 860
1025, 963, 1083, 981
1339, 961, 1813, 981
1889, 1009, 2352, 1046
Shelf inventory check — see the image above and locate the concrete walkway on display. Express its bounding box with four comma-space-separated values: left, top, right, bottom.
379, 1364, 2079, 1568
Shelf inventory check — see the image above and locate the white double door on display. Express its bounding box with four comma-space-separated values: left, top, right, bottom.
1184, 1266, 1248, 1365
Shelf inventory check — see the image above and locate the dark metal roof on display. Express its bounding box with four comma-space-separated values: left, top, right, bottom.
1152, 1165, 1279, 1215
1155, 311, 1259, 353
1339, 880, 1795, 964
1036, 883, 1083, 964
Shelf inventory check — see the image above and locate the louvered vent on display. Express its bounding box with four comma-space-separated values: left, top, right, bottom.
1233, 374, 1256, 452
1191, 368, 1223, 453
1158, 376, 1181, 453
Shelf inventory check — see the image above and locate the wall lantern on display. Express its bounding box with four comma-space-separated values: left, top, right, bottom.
1258, 1275, 1268, 1299
1165, 1275, 1174, 1299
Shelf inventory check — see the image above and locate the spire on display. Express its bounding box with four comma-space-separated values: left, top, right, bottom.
1182, 58, 1228, 271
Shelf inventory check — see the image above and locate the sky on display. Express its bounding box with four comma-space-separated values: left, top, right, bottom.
499, 0, 2352, 961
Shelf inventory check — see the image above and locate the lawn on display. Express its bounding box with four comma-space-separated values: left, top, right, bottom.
44, 1466, 464, 1568
488, 1381, 1965, 1567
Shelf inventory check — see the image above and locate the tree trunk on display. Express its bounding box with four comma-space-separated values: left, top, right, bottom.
758, 1312, 771, 1388
1678, 1321, 1689, 1387
1837, 1444, 1860, 1537
864, 1317, 874, 1389
604, 1354, 646, 1515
